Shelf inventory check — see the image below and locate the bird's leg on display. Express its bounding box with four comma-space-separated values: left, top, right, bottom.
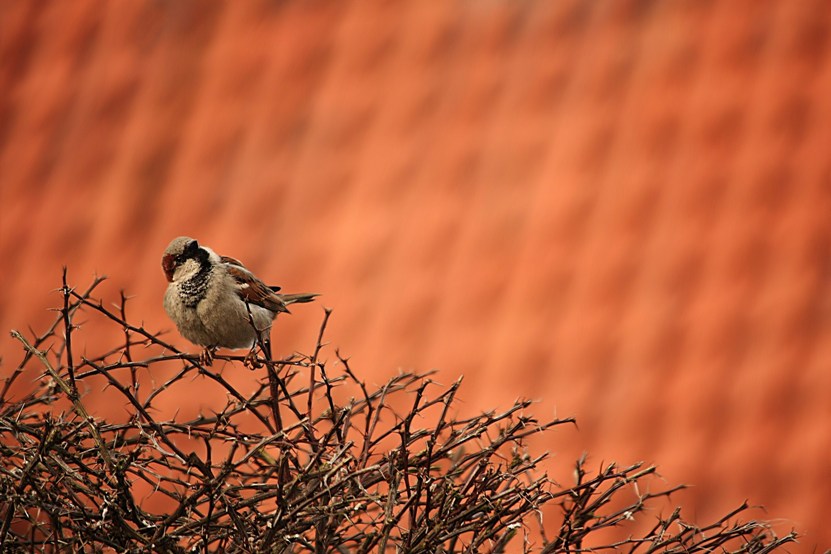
242, 302, 266, 369
198, 347, 216, 367
244, 334, 271, 370
243, 346, 262, 369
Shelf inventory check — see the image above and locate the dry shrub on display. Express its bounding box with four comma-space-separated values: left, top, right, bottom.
0, 273, 796, 553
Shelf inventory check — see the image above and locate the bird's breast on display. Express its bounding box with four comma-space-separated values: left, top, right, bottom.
178, 268, 212, 308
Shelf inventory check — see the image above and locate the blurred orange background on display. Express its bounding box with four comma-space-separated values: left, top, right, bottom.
1, 1, 829, 550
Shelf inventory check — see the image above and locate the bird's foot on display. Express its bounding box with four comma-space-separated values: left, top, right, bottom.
244, 348, 262, 369
198, 347, 216, 367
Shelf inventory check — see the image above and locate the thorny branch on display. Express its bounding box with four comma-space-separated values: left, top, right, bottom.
0, 275, 797, 552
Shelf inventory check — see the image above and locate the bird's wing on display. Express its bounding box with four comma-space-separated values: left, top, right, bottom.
222, 259, 288, 314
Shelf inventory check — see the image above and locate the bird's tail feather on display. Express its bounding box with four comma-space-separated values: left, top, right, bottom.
278, 293, 319, 306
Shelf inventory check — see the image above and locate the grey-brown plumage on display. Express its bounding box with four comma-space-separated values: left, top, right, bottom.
162, 237, 317, 356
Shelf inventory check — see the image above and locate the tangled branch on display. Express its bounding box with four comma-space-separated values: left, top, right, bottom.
0, 273, 797, 552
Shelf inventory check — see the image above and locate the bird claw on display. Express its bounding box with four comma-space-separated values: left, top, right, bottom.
244, 348, 262, 369
198, 347, 216, 366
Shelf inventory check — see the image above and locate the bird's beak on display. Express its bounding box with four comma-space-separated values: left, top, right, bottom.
162, 254, 176, 282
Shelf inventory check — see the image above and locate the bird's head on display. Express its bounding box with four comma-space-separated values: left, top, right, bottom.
162, 236, 208, 282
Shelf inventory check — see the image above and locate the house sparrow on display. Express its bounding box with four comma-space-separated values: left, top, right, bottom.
162, 236, 317, 365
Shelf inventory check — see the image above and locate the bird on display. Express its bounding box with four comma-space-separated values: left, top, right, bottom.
162, 236, 317, 366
